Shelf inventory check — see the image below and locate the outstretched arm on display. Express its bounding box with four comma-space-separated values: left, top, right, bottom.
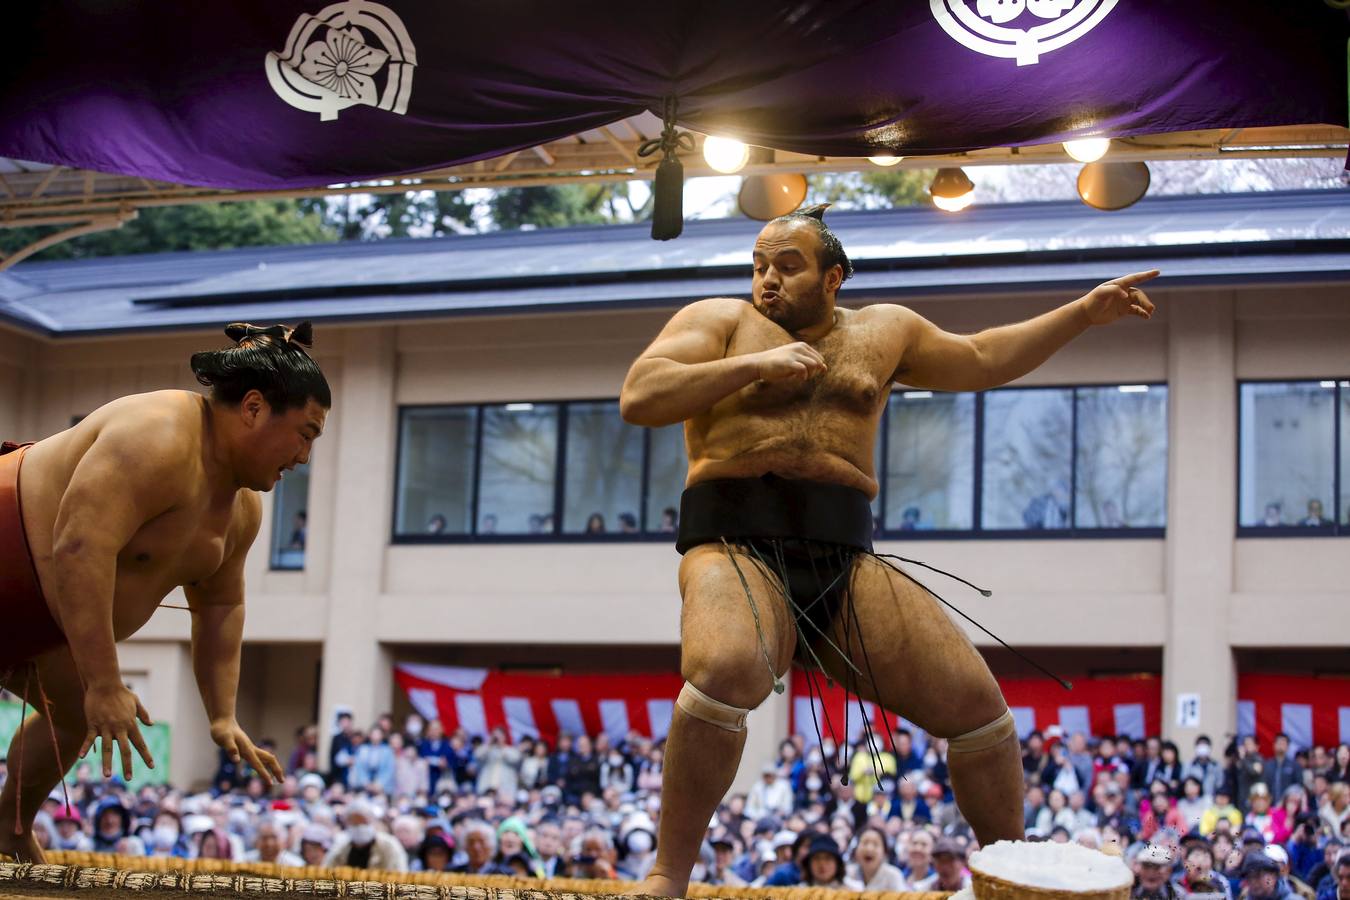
184, 493, 283, 785
620, 298, 828, 427
893, 270, 1158, 391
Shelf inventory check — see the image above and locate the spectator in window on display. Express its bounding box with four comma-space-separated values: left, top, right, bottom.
474, 727, 522, 797
426, 513, 448, 534
287, 510, 307, 550
1100, 499, 1126, 528
658, 507, 678, 532
1299, 500, 1332, 527
350, 726, 396, 796
1261, 503, 1284, 527
540, 513, 555, 532
1023, 480, 1070, 529
898, 506, 922, 530
480, 513, 497, 534
585, 513, 606, 534
325, 800, 407, 871
1268, 734, 1305, 808
618, 512, 639, 533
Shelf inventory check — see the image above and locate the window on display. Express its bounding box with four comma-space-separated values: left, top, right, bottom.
1074, 386, 1168, 528
270, 462, 310, 570
645, 424, 687, 534
478, 403, 560, 535
563, 402, 643, 535
885, 391, 975, 531
1341, 383, 1350, 528
981, 388, 1074, 530
395, 407, 477, 537
1238, 381, 1340, 532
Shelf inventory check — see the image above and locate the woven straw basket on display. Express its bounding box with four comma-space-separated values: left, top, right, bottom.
970, 867, 1131, 900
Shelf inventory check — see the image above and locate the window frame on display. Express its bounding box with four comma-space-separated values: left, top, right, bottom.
1234, 377, 1347, 539
391, 383, 1170, 546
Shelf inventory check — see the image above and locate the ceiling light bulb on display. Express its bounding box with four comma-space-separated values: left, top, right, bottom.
702, 136, 750, 174
868, 155, 903, 167
929, 167, 975, 213
1063, 137, 1111, 163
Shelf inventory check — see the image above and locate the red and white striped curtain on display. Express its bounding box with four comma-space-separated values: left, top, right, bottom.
1237, 675, 1350, 754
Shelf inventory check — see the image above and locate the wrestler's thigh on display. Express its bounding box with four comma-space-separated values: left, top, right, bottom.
812, 555, 1004, 738
0, 647, 87, 731
677, 544, 797, 706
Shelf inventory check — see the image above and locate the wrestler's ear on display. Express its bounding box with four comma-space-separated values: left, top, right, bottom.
240, 389, 267, 427
823, 262, 844, 295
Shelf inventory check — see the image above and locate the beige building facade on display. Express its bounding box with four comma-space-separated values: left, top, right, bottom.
1, 194, 1347, 791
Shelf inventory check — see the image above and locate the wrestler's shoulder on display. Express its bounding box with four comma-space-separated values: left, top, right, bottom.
684, 297, 749, 319
80, 391, 202, 463
845, 302, 920, 334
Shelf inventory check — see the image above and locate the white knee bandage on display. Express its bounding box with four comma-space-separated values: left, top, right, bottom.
677, 682, 750, 733
948, 708, 1016, 754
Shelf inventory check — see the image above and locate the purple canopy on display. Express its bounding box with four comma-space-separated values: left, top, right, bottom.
0, 1, 1345, 189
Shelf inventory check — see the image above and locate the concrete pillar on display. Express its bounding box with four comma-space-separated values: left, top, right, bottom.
316, 327, 398, 763
1163, 291, 1237, 748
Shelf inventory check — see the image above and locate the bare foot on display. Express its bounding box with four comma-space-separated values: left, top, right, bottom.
0, 829, 45, 863
639, 873, 687, 898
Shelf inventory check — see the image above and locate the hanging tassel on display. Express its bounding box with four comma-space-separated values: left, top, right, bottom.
637, 97, 694, 241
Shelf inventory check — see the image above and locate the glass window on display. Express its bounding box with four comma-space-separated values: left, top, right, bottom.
270, 462, 310, 569
478, 403, 559, 534
395, 407, 477, 537
1238, 382, 1335, 528
645, 424, 687, 534
885, 391, 975, 531
1074, 386, 1168, 528
562, 402, 643, 535
981, 388, 1074, 530
1341, 382, 1350, 528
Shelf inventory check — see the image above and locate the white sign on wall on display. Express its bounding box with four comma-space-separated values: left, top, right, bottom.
1176, 693, 1202, 728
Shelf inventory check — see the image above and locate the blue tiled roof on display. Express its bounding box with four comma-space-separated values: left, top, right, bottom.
3, 190, 1347, 337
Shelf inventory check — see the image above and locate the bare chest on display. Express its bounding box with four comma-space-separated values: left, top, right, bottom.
725, 318, 895, 418
119, 501, 237, 587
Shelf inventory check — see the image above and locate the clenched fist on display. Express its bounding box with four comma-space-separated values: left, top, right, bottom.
753, 342, 827, 382
1081, 270, 1159, 325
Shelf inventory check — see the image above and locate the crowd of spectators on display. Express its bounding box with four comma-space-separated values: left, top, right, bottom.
12, 710, 1350, 900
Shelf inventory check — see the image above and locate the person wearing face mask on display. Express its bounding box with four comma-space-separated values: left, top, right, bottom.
147, 810, 191, 859
323, 800, 407, 871
1185, 735, 1223, 800
618, 814, 659, 881
600, 750, 636, 795
91, 797, 143, 856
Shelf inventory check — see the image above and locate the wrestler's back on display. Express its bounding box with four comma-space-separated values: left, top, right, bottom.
686, 304, 902, 498
19, 390, 255, 639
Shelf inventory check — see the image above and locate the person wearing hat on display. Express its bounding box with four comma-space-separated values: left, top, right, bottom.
1246, 783, 1276, 843
1260, 844, 1314, 900
1131, 844, 1181, 900
1204, 786, 1246, 836
912, 837, 970, 892
799, 833, 846, 889
704, 835, 745, 887
757, 829, 809, 886
1240, 852, 1293, 900
298, 824, 333, 867
417, 833, 454, 872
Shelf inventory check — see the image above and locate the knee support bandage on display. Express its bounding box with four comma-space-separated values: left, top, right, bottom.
947, 708, 1016, 754
677, 682, 750, 733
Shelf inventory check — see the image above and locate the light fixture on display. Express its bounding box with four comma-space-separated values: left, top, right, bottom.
1118, 385, 1149, 394
702, 135, 750, 174
929, 167, 975, 212
1077, 161, 1151, 211
1063, 137, 1112, 163
737, 174, 808, 221
504, 403, 535, 412
902, 391, 933, 400
868, 155, 903, 167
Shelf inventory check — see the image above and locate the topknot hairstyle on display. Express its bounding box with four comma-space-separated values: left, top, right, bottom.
770, 203, 854, 284
191, 321, 331, 412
